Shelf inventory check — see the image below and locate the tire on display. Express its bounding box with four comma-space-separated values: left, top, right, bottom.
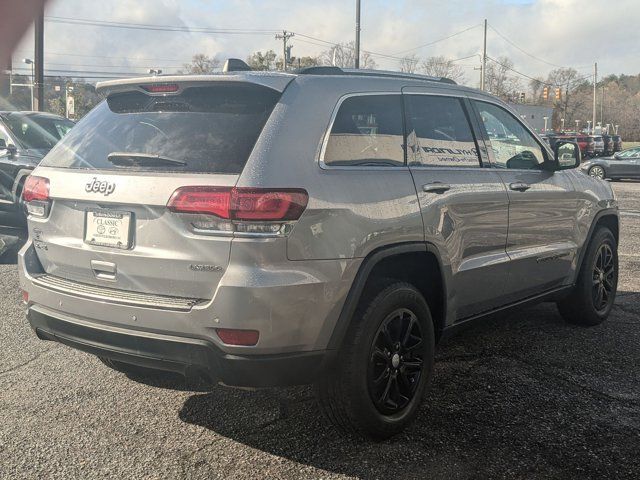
99, 356, 165, 377
557, 227, 618, 326
316, 280, 435, 440
588, 165, 606, 180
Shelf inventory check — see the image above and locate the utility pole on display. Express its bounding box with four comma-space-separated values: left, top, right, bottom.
480, 19, 487, 91
34, 2, 44, 111
355, 0, 361, 68
275, 30, 294, 71
591, 62, 597, 134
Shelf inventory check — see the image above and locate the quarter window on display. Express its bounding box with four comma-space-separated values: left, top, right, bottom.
323, 95, 404, 167
404, 95, 480, 167
475, 101, 546, 170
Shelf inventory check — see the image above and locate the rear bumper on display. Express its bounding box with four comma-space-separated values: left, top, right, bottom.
28, 305, 331, 387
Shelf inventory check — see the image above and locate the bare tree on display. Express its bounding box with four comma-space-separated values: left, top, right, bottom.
529, 76, 545, 103
181, 54, 220, 74
421, 56, 465, 83
320, 42, 377, 69
399, 54, 419, 74
483, 56, 521, 99
246, 50, 278, 71
290, 55, 321, 69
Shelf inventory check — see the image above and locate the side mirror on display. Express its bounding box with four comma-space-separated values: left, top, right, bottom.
554, 141, 581, 170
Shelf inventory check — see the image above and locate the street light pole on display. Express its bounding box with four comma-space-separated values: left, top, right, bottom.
23, 58, 34, 110
355, 0, 361, 69
561, 118, 565, 132
481, 19, 487, 91
600, 84, 605, 124
591, 62, 597, 134
543, 116, 548, 132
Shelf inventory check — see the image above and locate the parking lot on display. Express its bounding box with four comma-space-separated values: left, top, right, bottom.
0, 181, 638, 479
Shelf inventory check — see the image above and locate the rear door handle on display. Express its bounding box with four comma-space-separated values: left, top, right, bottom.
422, 182, 451, 194
509, 182, 531, 192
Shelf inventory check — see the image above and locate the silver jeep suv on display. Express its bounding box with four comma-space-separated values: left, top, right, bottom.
18, 65, 619, 439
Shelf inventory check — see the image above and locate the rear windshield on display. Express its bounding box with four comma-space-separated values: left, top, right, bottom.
4, 113, 74, 150
40, 83, 281, 174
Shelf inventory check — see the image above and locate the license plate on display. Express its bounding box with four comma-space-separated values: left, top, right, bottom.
84, 210, 132, 249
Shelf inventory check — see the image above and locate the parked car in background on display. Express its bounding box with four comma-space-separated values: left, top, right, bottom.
553, 134, 595, 159
612, 134, 623, 152
591, 135, 604, 156
540, 133, 558, 149
0, 111, 74, 224
577, 134, 596, 158
582, 146, 640, 180
18, 67, 619, 439
602, 135, 614, 156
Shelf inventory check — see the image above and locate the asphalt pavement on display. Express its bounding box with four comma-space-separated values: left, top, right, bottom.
1, 182, 639, 479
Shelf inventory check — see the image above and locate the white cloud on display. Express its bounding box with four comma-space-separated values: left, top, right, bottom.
11, 0, 640, 83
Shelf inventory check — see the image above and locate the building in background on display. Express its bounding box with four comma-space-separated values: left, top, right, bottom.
508, 103, 554, 133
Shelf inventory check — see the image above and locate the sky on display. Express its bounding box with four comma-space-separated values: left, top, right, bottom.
10, 0, 640, 87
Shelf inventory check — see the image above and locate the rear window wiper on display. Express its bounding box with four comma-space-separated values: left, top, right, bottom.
107, 152, 187, 168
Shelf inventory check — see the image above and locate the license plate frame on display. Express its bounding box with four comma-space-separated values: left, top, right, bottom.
84, 209, 133, 250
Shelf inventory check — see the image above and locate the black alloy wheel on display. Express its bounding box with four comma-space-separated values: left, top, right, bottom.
592, 243, 616, 313
368, 308, 423, 415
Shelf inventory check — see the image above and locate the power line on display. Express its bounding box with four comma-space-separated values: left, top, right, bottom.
485, 56, 593, 87
16, 49, 186, 63
13, 67, 155, 77
487, 24, 591, 71
45, 16, 279, 35
392, 24, 482, 56
17, 61, 184, 69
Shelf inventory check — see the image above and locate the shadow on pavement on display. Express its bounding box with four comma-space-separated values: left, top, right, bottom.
178, 294, 640, 479
0, 224, 27, 265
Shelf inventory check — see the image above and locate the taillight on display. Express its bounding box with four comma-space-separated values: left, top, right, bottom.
23, 176, 51, 218
215, 328, 259, 346
23, 176, 50, 202
167, 187, 231, 218
167, 187, 308, 221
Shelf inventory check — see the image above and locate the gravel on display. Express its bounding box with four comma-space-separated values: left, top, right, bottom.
1, 182, 639, 479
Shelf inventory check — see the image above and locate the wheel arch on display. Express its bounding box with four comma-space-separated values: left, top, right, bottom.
575, 209, 619, 280
327, 242, 448, 351
588, 163, 607, 178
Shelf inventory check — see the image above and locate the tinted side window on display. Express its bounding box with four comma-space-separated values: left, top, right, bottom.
323, 95, 404, 167
475, 101, 546, 170
404, 95, 480, 167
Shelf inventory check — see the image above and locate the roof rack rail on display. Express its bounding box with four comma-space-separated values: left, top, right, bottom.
295, 66, 456, 84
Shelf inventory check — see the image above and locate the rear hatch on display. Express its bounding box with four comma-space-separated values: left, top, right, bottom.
27, 80, 283, 300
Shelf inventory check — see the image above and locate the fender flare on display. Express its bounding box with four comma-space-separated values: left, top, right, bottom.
574, 208, 619, 280
326, 242, 448, 351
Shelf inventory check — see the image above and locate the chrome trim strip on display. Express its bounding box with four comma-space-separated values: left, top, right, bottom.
31, 274, 205, 312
